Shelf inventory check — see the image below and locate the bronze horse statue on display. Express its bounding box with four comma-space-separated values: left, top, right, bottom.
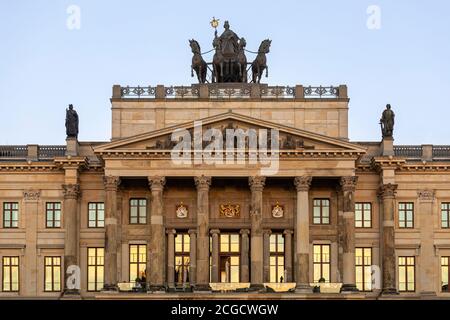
251, 39, 271, 83
212, 37, 224, 83
189, 39, 207, 84
237, 38, 247, 83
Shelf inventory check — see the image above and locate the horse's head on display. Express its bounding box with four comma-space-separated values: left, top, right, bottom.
189, 39, 201, 54
239, 37, 247, 50
258, 39, 272, 54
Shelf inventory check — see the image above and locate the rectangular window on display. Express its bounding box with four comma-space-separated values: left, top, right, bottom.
3, 202, 19, 228
313, 199, 330, 225
129, 244, 147, 282
442, 203, 450, 229
398, 256, 415, 292
270, 234, 285, 283
313, 244, 330, 283
87, 248, 104, 291
46, 202, 61, 228
355, 203, 372, 228
398, 202, 414, 228
2, 256, 19, 292
355, 248, 372, 291
44, 257, 61, 292
88, 203, 105, 228
175, 233, 190, 285
129, 199, 147, 224
441, 257, 449, 292
219, 234, 240, 283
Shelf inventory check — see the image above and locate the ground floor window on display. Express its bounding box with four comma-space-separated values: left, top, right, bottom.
129, 244, 147, 282
44, 256, 61, 292
398, 256, 415, 292
2, 256, 19, 292
87, 248, 104, 291
220, 233, 240, 283
313, 244, 330, 283
175, 233, 190, 285
441, 256, 449, 292
355, 248, 372, 291
270, 233, 285, 283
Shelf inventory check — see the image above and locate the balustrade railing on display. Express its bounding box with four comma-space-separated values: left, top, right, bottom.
394, 146, 423, 158
433, 146, 450, 159
38, 146, 67, 159
0, 146, 28, 159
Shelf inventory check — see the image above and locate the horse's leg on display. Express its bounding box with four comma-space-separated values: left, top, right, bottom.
191, 65, 194, 77
266, 65, 269, 78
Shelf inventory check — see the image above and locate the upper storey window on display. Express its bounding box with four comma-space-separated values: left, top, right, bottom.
130, 199, 147, 224
313, 199, 330, 225
3, 202, 19, 228
398, 202, 414, 228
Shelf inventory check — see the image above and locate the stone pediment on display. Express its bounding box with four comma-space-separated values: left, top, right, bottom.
94, 111, 366, 155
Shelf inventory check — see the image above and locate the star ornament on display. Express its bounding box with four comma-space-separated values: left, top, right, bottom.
210, 17, 220, 29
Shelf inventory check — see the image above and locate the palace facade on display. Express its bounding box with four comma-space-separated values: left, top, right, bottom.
1, 83, 450, 299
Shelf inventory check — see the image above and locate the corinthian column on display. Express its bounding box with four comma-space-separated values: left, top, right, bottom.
194, 175, 211, 290
378, 183, 398, 294
103, 176, 120, 291
148, 176, 166, 291
62, 184, 80, 293
294, 176, 312, 292
249, 176, 266, 289
340, 176, 358, 292
240, 229, 250, 283
283, 230, 293, 282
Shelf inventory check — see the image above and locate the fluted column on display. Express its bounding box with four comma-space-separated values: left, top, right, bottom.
284, 230, 293, 282
249, 176, 266, 289
240, 229, 250, 283
62, 183, 80, 293
194, 175, 212, 290
263, 229, 272, 282
378, 183, 398, 294
210, 229, 220, 283
188, 229, 197, 286
340, 176, 358, 292
294, 176, 312, 292
167, 229, 176, 288
148, 176, 166, 291
103, 176, 120, 290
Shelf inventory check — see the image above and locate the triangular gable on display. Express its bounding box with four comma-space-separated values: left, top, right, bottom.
94, 111, 366, 154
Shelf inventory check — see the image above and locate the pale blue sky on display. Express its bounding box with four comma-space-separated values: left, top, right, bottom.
0, 0, 449, 145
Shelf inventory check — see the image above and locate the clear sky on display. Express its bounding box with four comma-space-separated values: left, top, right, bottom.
0, 0, 449, 145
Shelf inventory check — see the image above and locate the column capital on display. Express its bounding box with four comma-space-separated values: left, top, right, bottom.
283, 229, 294, 235
188, 229, 197, 235
103, 176, 121, 191
194, 175, 211, 191
294, 176, 312, 192
340, 176, 358, 192
249, 176, 266, 191
210, 229, 220, 235
148, 176, 166, 191
166, 229, 176, 235
378, 183, 398, 199
240, 228, 250, 236
417, 189, 435, 202
62, 183, 80, 199
263, 229, 272, 236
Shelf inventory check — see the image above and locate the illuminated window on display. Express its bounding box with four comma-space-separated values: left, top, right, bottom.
130, 199, 147, 224
398, 203, 414, 228
3, 202, 19, 228
270, 233, 285, 283
2, 256, 19, 292
355, 203, 372, 228
175, 233, 190, 285
355, 248, 372, 291
87, 248, 104, 291
313, 244, 330, 282
313, 199, 330, 224
398, 256, 415, 292
442, 203, 450, 228
46, 202, 61, 228
129, 244, 147, 282
441, 257, 449, 292
220, 234, 240, 283
44, 257, 61, 292
88, 203, 104, 228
